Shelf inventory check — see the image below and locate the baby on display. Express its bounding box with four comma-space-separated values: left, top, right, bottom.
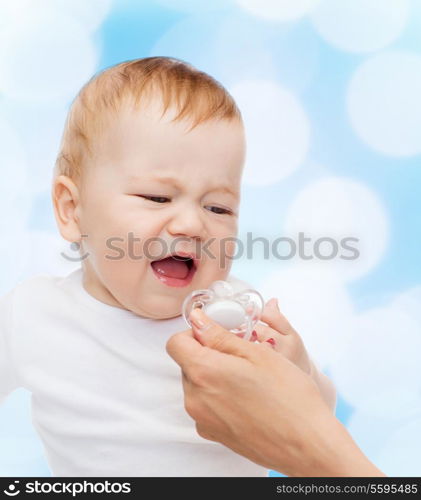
0, 57, 335, 477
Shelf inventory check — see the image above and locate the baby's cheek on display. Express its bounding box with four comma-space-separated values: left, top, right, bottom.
225, 239, 238, 259
206, 237, 237, 269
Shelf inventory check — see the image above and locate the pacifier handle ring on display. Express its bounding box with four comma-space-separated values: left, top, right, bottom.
237, 288, 264, 340
239, 288, 264, 316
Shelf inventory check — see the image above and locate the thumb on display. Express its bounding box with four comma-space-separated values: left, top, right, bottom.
189, 308, 253, 358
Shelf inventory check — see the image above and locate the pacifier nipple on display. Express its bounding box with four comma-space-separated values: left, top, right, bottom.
203, 300, 246, 330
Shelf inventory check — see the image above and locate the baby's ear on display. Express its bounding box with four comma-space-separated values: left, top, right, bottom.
51, 175, 82, 243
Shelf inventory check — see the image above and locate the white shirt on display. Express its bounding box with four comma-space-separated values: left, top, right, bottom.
0, 268, 268, 477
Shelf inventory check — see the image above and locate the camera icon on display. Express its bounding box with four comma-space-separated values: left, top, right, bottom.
4, 480, 20, 496
60, 234, 90, 262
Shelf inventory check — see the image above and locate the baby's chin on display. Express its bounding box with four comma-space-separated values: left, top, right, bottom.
126, 270, 231, 320
140, 309, 182, 320
128, 298, 184, 321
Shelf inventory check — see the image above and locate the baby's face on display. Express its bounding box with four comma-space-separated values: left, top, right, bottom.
77, 100, 245, 319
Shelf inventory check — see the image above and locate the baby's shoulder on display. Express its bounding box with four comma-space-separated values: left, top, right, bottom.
3, 272, 71, 309
0, 273, 67, 340
14, 272, 64, 292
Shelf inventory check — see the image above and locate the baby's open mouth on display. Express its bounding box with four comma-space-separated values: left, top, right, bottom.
150, 254, 197, 287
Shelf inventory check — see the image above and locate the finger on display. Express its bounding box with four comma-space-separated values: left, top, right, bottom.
166, 329, 205, 370
260, 298, 296, 336
168, 327, 250, 391
181, 371, 198, 418
189, 308, 255, 359
249, 329, 258, 342
196, 423, 219, 442
253, 324, 282, 352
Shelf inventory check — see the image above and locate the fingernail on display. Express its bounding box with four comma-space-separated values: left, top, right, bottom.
250, 330, 258, 342
190, 308, 211, 333
266, 337, 276, 347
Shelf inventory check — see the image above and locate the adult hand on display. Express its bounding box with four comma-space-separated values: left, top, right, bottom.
252, 298, 312, 375
253, 298, 336, 411
166, 308, 385, 477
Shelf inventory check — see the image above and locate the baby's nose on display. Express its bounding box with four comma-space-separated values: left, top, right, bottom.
167, 207, 205, 239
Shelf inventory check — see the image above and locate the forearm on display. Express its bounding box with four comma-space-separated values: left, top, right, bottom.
274, 409, 386, 477
299, 417, 386, 477
285, 361, 384, 477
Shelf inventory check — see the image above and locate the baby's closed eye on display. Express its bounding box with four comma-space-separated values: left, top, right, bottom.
136, 195, 170, 203
135, 195, 233, 215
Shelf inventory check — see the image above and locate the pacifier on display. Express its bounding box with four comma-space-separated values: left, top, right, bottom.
182, 280, 264, 341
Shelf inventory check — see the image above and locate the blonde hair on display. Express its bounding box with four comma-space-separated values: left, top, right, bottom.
54, 56, 242, 183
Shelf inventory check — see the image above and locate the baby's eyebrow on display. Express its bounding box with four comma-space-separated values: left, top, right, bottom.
213, 186, 240, 198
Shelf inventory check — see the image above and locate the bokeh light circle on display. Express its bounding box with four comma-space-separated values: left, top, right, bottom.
0, 0, 113, 33
155, 0, 231, 13
230, 80, 310, 186
330, 296, 421, 418
347, 51, 421, 157
284, 177, 389, 281
235, 0, 321, 22
0, 11, 98, 102
311, 0, 409, 53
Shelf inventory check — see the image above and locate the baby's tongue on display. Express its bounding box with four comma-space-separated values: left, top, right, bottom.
151, 256, 190, 279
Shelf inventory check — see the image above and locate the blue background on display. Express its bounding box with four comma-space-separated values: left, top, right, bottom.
0, 0, 420, 476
